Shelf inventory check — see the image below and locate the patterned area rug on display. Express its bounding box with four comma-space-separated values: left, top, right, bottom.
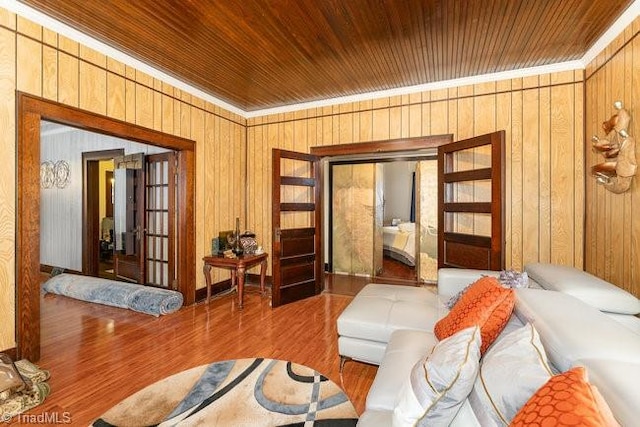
92, 358, 358, 426
0, 360, 51, 422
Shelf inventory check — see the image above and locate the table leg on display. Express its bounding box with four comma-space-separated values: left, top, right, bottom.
260, 259, 267, 296
237, 266, 246, 309
203, 263, 212, 303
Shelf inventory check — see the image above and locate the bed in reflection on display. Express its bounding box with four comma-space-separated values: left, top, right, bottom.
382, 222, 438, 270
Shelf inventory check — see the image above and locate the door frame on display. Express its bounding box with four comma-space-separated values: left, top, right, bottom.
17, 92, 195, 361
310, 134, 453, 278
82, 149, 123, 277
326, 156, 434, 279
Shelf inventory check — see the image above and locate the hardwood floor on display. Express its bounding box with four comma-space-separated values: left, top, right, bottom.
30, 285, 378, 425
379, 256, 417, 281
325, 266, 420, 296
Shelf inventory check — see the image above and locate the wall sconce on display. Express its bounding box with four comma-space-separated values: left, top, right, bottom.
110, 177, 115, 204
590, 101, 637, 194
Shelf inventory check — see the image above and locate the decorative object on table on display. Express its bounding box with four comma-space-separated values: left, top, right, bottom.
0, 358, 50, 422
91, 358, 358, 427
218, 230, 233, 252
222, 249, 236, 259
43, 273, 183, 316
240, 230, 258, 254
591, 101, 637, 193
228, 217, 244, 256
211, 237, 220, 255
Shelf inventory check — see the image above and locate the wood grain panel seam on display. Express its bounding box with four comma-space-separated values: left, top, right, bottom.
247, 81, 584, 128
3, 22, 245, 127
39, 25, 43, 97
580, 66, 587, 247
585, 28, 640, 80
132, 70, 136, 125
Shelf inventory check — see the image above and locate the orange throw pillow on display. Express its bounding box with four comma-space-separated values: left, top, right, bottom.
510, 367, 620, 427
434, 276, 515, 354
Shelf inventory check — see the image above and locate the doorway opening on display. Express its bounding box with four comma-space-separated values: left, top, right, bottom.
82, 149, 122, 280
326, 155, 437, 286
266, 135, 453, 301
17, 92, 195, 361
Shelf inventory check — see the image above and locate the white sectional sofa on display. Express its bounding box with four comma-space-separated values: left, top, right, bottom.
337, 264, 640, 426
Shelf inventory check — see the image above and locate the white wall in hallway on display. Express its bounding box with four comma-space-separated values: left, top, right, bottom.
40, 123, 167, 271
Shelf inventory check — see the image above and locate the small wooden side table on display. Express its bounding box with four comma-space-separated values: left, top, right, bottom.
202, 253, 268, 308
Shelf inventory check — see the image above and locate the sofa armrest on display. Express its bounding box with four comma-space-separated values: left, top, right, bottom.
437, 268, 499, 297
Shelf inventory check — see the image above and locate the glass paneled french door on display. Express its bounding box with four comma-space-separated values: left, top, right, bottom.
145, 153, 176, 288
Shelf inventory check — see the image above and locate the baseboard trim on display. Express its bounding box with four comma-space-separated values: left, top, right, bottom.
40, 264, 82, 275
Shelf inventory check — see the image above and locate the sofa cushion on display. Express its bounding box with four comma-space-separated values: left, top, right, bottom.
434, 277, 515, 354
359, 401, 483, 427
338, 284, 443, 344
437, 268, 500, 297
576, 359, 640, 427
603, 312, 640, 336
469, 323, 553, 427
337, 336, 388, 366
525, 263, 640, 315
510, 367, 620, 427
444, 270, 530, 309
392, 326, 481, 427
356, 410, 392, 427
365, 329, 437, 411
514, 289, 640, 371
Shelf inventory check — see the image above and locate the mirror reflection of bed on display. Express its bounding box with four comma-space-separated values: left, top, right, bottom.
329, 157, 438, 287
380, 221, 416, 279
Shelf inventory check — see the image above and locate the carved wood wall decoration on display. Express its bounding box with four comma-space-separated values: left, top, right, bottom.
591, 101, 637, 194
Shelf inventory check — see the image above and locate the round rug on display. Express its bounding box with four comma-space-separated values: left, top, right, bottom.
92, 358, 358, 426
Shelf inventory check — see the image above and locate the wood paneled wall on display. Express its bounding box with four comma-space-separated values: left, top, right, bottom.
247, 72, 585, 277
585, 17, 640, 298
332, 163, 377, 276
6, 5, 633, 353
0, 8, 246, 351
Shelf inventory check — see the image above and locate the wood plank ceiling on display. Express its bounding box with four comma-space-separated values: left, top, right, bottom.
20, 0, 634, 112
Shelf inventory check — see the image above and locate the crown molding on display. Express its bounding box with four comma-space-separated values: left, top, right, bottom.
2, 0, 246, 117
581, 0, 640, 66
5, 0, 640, 119
244, 61, 584, 118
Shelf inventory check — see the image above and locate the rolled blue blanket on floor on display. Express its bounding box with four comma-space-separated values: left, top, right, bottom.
42, 273, 183, 316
